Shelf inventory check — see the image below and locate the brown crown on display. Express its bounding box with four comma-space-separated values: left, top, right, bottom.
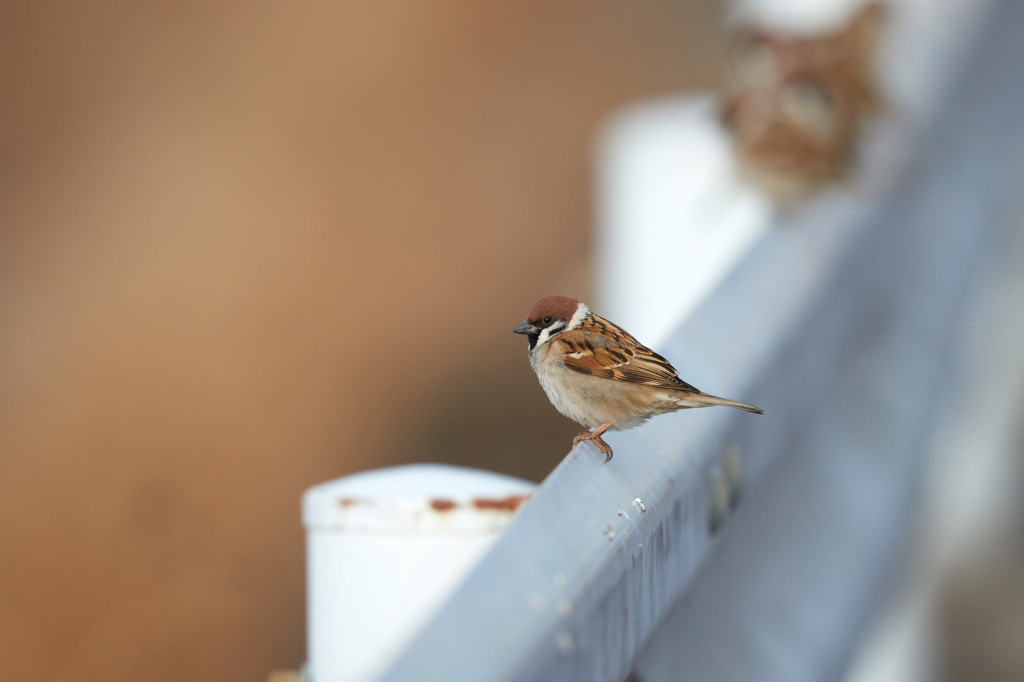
526, 295, 582, 324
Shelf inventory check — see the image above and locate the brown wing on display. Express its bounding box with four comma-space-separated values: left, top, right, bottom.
556, 317, 700, 393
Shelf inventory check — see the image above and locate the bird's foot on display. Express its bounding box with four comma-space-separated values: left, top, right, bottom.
573, 431, 613, 463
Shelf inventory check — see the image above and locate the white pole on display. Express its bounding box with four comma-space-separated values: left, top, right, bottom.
303, 464, 535, 682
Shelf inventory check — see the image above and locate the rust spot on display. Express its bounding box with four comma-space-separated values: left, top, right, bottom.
471, 495, 531, 512
430, 498, 457, 512
338, 497, 358, 507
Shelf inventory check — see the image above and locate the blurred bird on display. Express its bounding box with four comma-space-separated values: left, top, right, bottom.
513, 295, 763, 462
720, 3, 885, 203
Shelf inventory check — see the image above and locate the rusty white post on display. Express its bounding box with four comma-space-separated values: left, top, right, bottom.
302, 464, 534, 682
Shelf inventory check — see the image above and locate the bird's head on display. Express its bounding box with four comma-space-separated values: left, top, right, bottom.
513, 295, 590, 352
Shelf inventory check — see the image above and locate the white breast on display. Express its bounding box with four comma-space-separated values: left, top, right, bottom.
530, 345, 593, 428
528, 341, 655, 431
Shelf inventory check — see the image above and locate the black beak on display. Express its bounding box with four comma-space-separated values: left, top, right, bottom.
513, 320, 539, 335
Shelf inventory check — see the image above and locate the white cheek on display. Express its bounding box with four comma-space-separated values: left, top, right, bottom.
534, 321, 567, 350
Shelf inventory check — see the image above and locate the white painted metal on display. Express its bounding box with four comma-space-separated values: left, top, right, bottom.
841, 165, 1024, 682
303, 464, 534, 682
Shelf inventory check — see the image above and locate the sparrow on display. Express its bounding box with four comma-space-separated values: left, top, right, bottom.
513, 295, 763, 462
720, 3, 884, 203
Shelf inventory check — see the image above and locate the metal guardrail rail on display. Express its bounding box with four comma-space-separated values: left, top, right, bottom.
373, 2, 1024, 680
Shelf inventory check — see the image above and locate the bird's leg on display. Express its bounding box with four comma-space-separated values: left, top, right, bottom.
573, 421, 614, 463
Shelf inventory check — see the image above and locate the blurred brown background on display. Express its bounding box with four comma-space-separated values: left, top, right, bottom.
0, 1, 725, 680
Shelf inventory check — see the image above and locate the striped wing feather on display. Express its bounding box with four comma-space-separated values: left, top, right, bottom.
557, 319, 699, 393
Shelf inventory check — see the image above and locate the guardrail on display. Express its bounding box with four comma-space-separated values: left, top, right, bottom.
307, 1, 1024, 681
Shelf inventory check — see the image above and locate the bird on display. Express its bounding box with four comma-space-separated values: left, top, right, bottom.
513, 294, 763, 462
720, 3, 885, 203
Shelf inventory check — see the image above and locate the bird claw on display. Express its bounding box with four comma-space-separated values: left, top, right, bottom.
573, 431, 614, 463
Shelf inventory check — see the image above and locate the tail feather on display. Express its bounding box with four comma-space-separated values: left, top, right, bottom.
689, 392, 764, 414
